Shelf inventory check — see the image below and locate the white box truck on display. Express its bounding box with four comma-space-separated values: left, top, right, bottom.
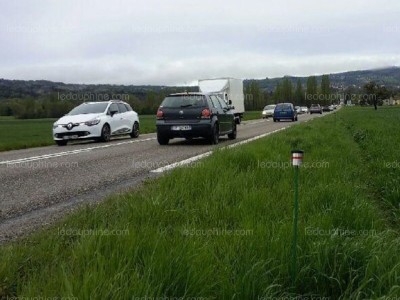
198, 78, 245, 124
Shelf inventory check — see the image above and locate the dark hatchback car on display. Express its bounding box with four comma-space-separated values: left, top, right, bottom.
273, 103, 298, 122
156, 93, 237, 145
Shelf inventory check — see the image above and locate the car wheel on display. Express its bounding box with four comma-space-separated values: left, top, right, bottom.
320, 112, 322, 114
209, 123, 219, 145
228, 122, 237, 140
273, 118, 276, 122
130, 122, 139, 138
56, 140, 67, 146
157, 132, 169, 145
236, 116, 241, 124
295, 116, 298, 121
100, 124, 111, 142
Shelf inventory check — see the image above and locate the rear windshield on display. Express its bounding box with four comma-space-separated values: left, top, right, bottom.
160, 95, 207, 108
275, 104, 292, 110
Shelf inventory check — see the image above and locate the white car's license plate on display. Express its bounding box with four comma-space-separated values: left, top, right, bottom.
64, 135, 78, 140
171, 125, 191, 131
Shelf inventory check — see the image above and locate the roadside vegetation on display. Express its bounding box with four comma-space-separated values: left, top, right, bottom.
1, 107, 399, 298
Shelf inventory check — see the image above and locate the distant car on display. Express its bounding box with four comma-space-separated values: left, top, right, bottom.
322, 105, 331, 112
262, 104, 276, 118
156, 92, 237, 145
301, 106, 309, 114
309, 104, 323, 114
273, 103, 298, 122
295, 106, 302, 114
52, 100, 140, 146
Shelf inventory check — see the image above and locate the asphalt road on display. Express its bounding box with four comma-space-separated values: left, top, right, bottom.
0, 113, 326, 242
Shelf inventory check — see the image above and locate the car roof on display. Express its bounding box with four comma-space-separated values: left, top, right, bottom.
168, 92, 207, 96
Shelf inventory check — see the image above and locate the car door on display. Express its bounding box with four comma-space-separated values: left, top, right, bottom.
215, 95, 233, 133
117, 103, 131, 133
107, 103, 123, 135
209, 95, 226, 132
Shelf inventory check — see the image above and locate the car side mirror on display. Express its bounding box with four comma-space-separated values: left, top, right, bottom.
110, 110, 118, 116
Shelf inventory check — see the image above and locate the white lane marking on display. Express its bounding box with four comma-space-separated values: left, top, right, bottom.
151, 127, 287, 173
0, 138, 156, 165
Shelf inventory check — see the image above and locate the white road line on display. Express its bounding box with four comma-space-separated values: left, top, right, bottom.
151, 127, 287, 173
0, 138, 156, 165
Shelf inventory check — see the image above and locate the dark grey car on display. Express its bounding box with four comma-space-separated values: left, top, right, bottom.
156, 93, 237, 145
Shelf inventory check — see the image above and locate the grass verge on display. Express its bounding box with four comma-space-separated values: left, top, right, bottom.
1, 107, 399, 298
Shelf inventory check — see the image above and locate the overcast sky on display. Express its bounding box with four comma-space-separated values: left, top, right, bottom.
0, 0, 399, 85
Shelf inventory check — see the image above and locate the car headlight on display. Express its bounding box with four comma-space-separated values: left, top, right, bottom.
84, 118, 101, 126
53, 123, 59, 129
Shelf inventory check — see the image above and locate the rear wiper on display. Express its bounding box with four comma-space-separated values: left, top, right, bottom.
180, 104, 193, 108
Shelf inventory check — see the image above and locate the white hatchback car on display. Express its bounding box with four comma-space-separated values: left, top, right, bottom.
262, 104, 276, 118
53, 100, 140, 146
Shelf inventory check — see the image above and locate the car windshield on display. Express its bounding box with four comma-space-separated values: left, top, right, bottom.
160, 95, 207, 108
68, 103, 108, 115
275, 104, 291, 111
264, 105, 275, 110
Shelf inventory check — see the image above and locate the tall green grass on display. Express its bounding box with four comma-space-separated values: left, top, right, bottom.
1, 107, 400, 298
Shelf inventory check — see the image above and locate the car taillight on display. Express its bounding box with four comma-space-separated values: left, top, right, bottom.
201, 108, 211, 119
156, 110, 164, 119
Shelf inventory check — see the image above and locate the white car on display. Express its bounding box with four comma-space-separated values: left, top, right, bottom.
262, 104, 276, 118
301, 106, 309, 114
53, 100, 140, 146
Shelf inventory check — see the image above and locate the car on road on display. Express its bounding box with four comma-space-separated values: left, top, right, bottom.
322, 105, 332, 112
273, 103, 298, 122
156, 92, 237, 145
53, 100, 140, 146
301, 106, 309, 114
309, 104, 323, 114
262, 104, 276, 118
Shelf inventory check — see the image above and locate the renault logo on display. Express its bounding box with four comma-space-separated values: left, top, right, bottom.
66, 123, 74, 130
179, 110, 184, 115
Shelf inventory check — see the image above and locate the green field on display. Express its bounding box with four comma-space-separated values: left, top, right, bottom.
2, 107, 399, 298
0, 113, 262, 152
243, 110, 263, 121
0, 115, 157, 152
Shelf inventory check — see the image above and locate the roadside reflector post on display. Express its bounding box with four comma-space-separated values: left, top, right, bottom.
290, 150, 304, 288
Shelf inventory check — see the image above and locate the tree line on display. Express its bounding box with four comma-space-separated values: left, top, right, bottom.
244, 75, 335, 110
0, 76, 398, 119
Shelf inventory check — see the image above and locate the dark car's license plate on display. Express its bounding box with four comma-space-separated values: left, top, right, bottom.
171, 125, 191, 131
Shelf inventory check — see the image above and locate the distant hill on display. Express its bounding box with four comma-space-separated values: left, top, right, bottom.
244, 66, 400, 92
1, 66, 399, 100
0, 79, 193, 100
